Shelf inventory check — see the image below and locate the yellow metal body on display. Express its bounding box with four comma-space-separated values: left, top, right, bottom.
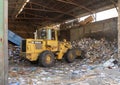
21, 28, 72, 61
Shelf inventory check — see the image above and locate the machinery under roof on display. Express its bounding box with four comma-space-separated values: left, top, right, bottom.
8, 0, 118, 38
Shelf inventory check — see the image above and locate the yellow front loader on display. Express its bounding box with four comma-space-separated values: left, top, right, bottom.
21, 27, 83, 67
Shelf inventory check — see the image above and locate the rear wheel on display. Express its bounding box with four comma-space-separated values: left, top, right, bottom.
74, 48, 81, 57
38, 51, 55, 67
65, 49, 76, 63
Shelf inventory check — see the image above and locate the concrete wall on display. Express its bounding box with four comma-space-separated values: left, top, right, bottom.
70, 17, 118, 41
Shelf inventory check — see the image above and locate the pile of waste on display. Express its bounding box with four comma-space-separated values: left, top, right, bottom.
8, 38, 120, 85
71, 38, 118, 64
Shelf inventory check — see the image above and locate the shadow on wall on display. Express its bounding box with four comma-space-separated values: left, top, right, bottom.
83, 31, 118, 41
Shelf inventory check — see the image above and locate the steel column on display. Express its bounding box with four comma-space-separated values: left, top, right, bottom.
0, 0, 8, 85
118, 0, 120, 60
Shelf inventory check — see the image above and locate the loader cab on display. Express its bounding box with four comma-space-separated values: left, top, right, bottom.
39, 29, 58, 41
39, 28, 58, 51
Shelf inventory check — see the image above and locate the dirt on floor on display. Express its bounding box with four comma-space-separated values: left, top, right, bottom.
9, 38, 120, 85
9, 58, 120, 85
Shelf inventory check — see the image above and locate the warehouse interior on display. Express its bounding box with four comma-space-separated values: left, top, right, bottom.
0, 0, 120, 85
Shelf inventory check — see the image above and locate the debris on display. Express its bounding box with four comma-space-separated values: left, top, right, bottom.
71, 38, 118, 64
8, 38, 120, 85
9, 82, 20, 85
103, 58, 118, 69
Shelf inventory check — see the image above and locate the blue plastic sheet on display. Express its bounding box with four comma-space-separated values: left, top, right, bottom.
8, 30, 23, 46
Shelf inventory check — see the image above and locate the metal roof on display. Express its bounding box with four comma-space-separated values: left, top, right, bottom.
8, 0, 118, 38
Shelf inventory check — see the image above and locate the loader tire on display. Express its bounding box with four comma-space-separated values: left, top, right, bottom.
38, 51, 55, 67
65, 49, 76, 63
74, 48, 85, 59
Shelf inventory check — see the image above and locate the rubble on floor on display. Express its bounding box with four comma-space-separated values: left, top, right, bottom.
9, 59, 120, 85
8, 44, 21, 64
71, 38, 118, 64
9, 38, 119, 85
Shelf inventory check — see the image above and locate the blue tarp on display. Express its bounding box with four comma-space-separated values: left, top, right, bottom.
8, 30, 23, 46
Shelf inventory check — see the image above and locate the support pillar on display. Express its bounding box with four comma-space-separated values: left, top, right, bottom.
0, 0, 8, 85
118, 0, 120, 59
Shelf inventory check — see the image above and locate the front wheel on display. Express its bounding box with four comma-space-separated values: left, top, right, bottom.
65, 50, 76, 63
38, 51, 55, 67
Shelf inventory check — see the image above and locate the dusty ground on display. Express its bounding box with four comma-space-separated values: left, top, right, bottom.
9, 59, 120, 85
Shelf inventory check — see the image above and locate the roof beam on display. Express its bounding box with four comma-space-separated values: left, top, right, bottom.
20, 12, 53, 20
21, 12, 42, 18
50, 0, 94, 23
9, 6, 64, 13
110, 0, 118, 12
12, 18, 51, 20
29, 2, 76, 18
9, 1, 76, 18
53, 6, 79, 21
10, 0, 27, 18
56, 0, 93, 14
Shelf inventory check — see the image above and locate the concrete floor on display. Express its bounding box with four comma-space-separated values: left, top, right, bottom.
8, 59, 120, 85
